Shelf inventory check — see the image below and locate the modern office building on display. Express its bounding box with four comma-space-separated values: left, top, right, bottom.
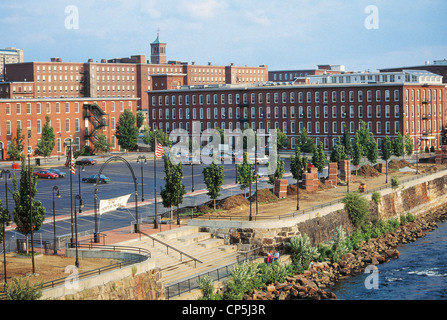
0, 47, 23, 78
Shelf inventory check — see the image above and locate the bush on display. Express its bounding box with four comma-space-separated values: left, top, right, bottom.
287, 234, 320, 270
400, 214, 408, 225
223, 261, 260, 300
342, 192, 370, 228
330, 226, 350, 263
430, 146, 435, 153
391, 175, 399, 189
371, 191, 381, 203
3, 277, 43, 300
198, 275, 222, 300
406, 212, 416, 222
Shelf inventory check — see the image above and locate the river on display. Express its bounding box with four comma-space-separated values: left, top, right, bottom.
332, 219, 447, 300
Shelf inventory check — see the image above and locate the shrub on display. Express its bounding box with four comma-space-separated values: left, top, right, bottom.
406, 212, 416, 222
287, 234, 320, 270
342, 192, 370, 228
391, 175, 399, 189
371, 191, 381, 203
3, 277, 43, 300
400, 214, 408, 225
223, 261, 260, 300
330, 226, 350, 263
198, 275, 222, 300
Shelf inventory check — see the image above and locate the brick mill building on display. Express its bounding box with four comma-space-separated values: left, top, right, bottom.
0, 97, 138, 160
147, 70, 447, 153
0, 33, 268, 160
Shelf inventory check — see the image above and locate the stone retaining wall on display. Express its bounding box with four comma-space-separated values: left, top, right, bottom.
190, 171, 447, 252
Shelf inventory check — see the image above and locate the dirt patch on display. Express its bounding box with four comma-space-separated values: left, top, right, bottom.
217, 194, 249, 210
358, 164, 381, 177
388, 159, 414, 169
249, 188, 278, 203
0, 253, 120, 290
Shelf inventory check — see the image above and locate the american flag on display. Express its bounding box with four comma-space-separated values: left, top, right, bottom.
65, 147, 76, 175
155, 142, 164, 158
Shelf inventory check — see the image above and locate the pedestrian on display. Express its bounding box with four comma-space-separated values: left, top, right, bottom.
267, 250, 273, 265
272, 250, 280, 263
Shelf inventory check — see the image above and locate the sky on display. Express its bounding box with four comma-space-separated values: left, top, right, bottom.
1, 0, 447, 72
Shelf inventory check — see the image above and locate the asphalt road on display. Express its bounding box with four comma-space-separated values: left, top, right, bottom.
0, 158, 296, 251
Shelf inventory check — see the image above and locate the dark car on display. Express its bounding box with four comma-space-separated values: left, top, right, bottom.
47, 169, 66, 178
75, 158, 97, 166
82, 174, 110, 184
33, 170, 59, 179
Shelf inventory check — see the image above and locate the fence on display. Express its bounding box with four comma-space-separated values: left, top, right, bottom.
164, 247, 262, 299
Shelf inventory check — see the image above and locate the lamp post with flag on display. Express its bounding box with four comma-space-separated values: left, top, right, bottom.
65, 140, 76, 247
153, 138, 164, 229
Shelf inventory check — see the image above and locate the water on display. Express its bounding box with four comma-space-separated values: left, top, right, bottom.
332, 219, 447, 300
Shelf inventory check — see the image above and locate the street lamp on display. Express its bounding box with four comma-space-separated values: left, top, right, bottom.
0, 169, 12, 225
77, 165, 85, 213
52, 186, 61, 255
191, 161, 195, 193
137, 155, 147, 202
74, 194, 82, 268
27, 130, 36, 275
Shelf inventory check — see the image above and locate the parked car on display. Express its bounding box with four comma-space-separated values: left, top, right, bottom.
47, 169, 66, 178
82, 174, 110, 184
33, 170, 59, 179
75, 158, 97, 166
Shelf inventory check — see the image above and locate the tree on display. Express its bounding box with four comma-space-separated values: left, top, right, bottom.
267, 154, 285, 185
203, 162, 225, 210
276, 128, 288, 150
366, 135, 378, 165
404, 134, 414, 159
142, 126, 171, 151
330, 136, 346, 166
0, 200, 7, 245
312, 142, 326, 179
381, 136, 392, 183
297, 128, 314, 154
392, 133, 405, 159
357, 120, 370, 157
93, 134, 112, 154
35, 115, 55, 162
290, 146, 308, 181
237, 152, 256, 197
11, 156, 46, 254
7, 127, 25, 160
340, 125, 352, 158
352, 133, 363, 175
342, 191, 370, 228
115, 109, 139, 152
136, 111, 145, 129
160, 156, 186, 221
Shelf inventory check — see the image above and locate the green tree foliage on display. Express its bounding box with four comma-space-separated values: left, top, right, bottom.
392, 133, 405, 158
11, 156, 46, 253
366, 134, 378, 165
312, 142, 326, 178
357, 120, 370, 157
290, 146, 308, 181
276, 128, 288, 150
330, 136, 346, 166
35, 115, 55, 160
297, 128, 314, 154
93, 134, 112, 154
267, 154, 285, 185
0, 199, 7, 243
115, 109, 139, 151
330, 226, 350, 263
136, 111, 145, 129
404, 133, 414, 158
141, 127, 171, 151
342, 191, 370, 228
203, 162, 225, 209
237, 152, 257, 197
160, 156, 186, 221
7, 127, 25, 160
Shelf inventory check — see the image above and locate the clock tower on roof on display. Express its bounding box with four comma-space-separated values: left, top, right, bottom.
150, 31, 167, 65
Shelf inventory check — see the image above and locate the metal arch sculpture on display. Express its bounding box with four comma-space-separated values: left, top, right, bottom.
93, 156, 139, 243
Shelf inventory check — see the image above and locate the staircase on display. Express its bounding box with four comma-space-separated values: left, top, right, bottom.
135, 226, 240, 288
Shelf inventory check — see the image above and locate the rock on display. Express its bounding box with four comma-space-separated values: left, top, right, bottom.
385, 249, 399, 259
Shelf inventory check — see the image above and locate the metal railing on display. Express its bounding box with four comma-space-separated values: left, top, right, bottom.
140, 231, 202, 267
180, 165, 447, 222
164, 247, 262, 300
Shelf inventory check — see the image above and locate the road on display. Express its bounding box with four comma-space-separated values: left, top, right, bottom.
0, 157, 296, 252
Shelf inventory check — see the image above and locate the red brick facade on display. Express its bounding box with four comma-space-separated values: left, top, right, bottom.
0, 97, 138, 160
